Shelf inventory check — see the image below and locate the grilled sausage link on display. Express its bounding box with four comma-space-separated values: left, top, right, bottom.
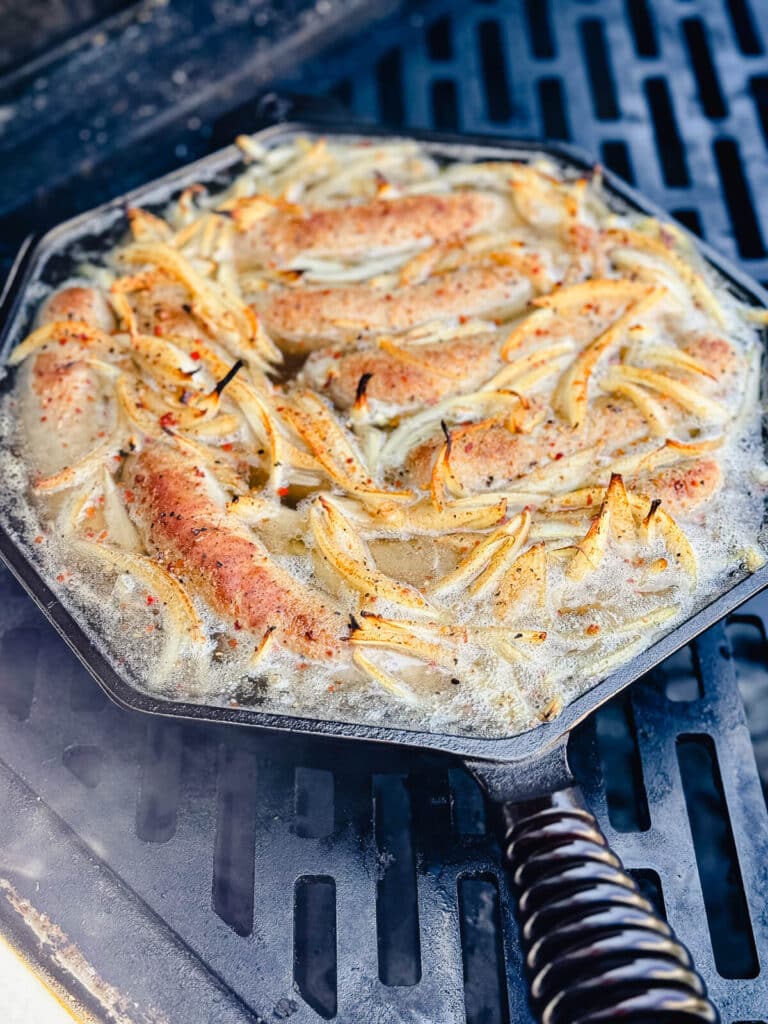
260, 264, 532, 351
235, 191, 508, 268
125, 444, 346, 660
20, 286, 116, 478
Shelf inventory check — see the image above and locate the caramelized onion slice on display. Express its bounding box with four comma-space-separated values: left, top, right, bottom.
352, 649, 418, 703
430, 511, 531, 597
602, 227, 726, 327
309, 497, 435, 614
9, 320, 116, 366
282, 390, 413, 503
603, 365, 729, 424
552, 287, 664, 428
639, 502, 697, 581
495, 542, 548, 618
74, 540, 205, 645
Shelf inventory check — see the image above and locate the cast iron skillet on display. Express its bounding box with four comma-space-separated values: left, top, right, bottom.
2, 113, 766, 1022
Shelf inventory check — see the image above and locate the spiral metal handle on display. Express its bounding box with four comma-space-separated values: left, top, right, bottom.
498, 789, 719, 1024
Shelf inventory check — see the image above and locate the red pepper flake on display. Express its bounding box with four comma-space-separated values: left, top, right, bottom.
159, 411, 176, 430
56, 573, 66, 583
153, 325, 163, 336
85, 506, 96, 518
146, 595, 155, 605
146, 624, 155, 633
34, 535, 43, 544
277, 486, 290, 497
124, 489, 135, 503
554, 452, 564, 461
220, 442, 233, 451
586, 623, 600, 636
228, 639, 238, 649
234, 620, 242, 631
190, 351, 201, 361
586, 495, 593, 506
40, 416, 47, 422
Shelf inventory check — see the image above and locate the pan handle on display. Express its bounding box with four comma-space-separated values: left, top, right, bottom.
468, 752, 719, 1023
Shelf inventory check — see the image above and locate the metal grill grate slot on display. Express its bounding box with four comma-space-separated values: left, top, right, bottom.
537, 77, 569, 140
629, 868, 667, 919
645, 76, 690, 187
657, 645, 702, 702
294, 876, 337, 1020
427, 15, 454, 61
672, 207, 705, 237
213, 745, 257, 937
682, 18, 728, 120
600, 140, 635, 183
458, 875, 509, 1024
726, 0, 764, 56
726, 616, 768, 809
62, 743, 103, 789
69, 653, 107, 711
677, 734, 759, 979
524, 0, 555, 60
477, 19, 513, 123
294, 766, 335, 839
595, 691, 650, 832
449, 768, 487, 837
0, 627, 38, 720
749, 75, 768, 146
377, 48, 405, 126
580, 19, 620, 121
714, 137, 767, 259
373, 773, 422, 986
136, 721, 182, 844
626, 0, 659, 58
431, 79, 459, 131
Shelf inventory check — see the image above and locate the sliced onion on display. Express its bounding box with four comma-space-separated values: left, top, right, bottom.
74, 539, 205, 645
602, 227, 726, 327
352, 650, 418, 703
495, 542, 548, 618
309, 497, 436, 614
602, 365, 729, 424
552, 288, 663, 428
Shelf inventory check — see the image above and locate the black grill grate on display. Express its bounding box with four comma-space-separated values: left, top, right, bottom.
1, 1, 768, 1022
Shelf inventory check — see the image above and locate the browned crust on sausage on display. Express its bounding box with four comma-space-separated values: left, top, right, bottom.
237, 191, 505, 267
636, 458, 722, 512
407, 399, 650, 491
302, 332, 501, 411
38, 286, 115, 333
260, 264, 531, 350
126, 445, 345, 660
22, 288, 115, 475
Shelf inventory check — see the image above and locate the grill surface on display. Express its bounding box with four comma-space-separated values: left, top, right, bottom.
1, 1, 768, 1022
